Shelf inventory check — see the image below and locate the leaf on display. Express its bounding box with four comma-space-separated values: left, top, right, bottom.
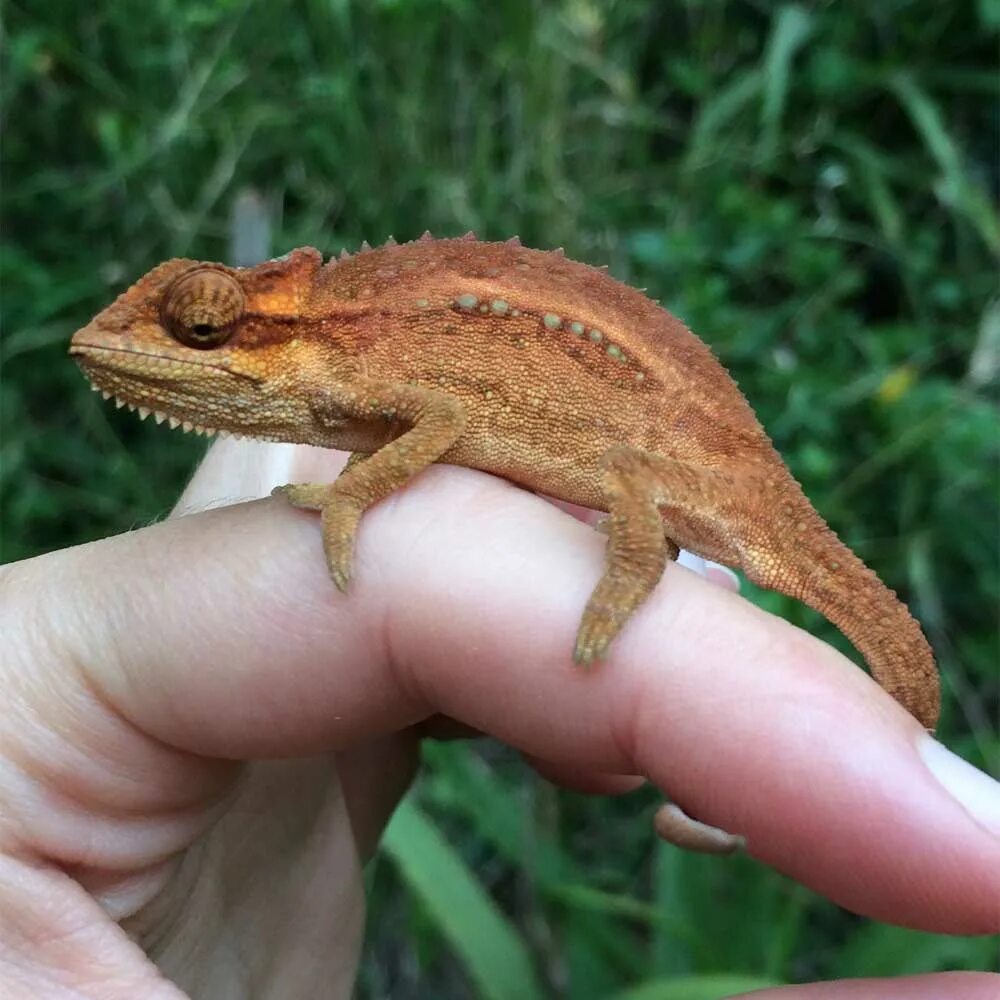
611, 973, 784, 1000
890, 72, 1000, 254
684, 71, 761, 171
758, 5, 814, 159
979, 0, 1000, 29
420, 742, 572, 886
967, 297, 1000, 388
838, 134, 904, 248
381, 796, 545, 1000
829, 922, 999, 977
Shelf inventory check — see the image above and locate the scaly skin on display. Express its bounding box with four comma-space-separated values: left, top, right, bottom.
70, 234, 940, 749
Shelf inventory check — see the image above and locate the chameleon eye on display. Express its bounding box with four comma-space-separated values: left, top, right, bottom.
161, 268, 246, 348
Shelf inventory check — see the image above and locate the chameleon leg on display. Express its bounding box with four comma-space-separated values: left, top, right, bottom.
575, 446, 746, 663
578, 447, 746, 854
574, 446, 677, 664
339, 450, 369, 478
274, 379, 467, 590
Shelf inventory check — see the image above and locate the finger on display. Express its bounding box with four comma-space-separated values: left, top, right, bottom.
522, 755, 645, 796
6, 445, 998, 933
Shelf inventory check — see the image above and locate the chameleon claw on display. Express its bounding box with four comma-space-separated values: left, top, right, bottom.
326, 553, 353, 593
572, 625, 610, 666
320, 524, 355, 593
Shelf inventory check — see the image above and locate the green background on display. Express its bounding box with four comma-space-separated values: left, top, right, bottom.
3, 1, 998, 996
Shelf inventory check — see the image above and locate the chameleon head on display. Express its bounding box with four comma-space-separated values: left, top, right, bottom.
69, 248, 326, 439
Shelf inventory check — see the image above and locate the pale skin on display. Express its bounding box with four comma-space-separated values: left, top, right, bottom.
1, 440, 998, 999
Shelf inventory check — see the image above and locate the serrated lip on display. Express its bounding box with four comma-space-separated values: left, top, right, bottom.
87, 384, 236, 437
72, 341, 261, 439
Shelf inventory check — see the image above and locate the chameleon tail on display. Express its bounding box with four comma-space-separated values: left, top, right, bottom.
756, 504, 940, 731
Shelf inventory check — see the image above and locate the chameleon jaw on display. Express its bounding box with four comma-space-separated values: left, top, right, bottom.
86, 383, 222, 436
71, 341, 257, 439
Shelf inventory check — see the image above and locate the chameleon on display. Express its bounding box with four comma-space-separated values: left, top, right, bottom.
69, 232, 940, 755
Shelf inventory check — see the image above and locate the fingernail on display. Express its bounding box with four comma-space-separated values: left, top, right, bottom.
918, 735, 1000, 838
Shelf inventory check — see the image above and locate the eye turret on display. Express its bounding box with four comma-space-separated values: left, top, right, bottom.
161, 268, 246, 348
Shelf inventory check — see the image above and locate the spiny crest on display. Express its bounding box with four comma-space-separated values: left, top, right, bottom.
325, 232, 574, 276
339, 231, 543, 261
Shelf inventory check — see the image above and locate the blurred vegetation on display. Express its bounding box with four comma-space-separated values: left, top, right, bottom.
3, 0, 998, 996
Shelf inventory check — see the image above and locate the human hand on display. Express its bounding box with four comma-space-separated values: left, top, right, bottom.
2, 440, 997, 999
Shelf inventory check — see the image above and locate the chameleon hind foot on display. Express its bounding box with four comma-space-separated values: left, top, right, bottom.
574, 447, 678, 664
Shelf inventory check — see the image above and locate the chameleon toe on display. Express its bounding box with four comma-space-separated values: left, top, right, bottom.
573, 619, 614, 666
272, 483, 327, 510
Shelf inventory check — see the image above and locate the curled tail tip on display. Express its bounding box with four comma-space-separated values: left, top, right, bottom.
757, 517, 943, 731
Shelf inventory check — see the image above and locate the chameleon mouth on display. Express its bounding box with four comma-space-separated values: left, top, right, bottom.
84, 383, 225, 437
72, 341, 259, 439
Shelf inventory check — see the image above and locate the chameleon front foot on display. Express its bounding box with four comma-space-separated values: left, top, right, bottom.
273, 483, 361, 592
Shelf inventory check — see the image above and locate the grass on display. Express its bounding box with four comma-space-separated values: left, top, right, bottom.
3, 1, 998, 995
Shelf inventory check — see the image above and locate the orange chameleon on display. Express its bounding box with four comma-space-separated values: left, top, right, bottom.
70, 234, 940, 834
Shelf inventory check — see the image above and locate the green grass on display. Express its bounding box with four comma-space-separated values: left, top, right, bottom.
3, 1, 998, 996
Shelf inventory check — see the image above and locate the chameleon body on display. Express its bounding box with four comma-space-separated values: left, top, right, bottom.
70, 234, 940, 744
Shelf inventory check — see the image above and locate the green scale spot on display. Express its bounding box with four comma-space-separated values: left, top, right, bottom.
543, 313, 562, 329
569, 321, 585, 336
606, 344, 624, 361
415, 298, 430, 308
589, 328, 604, 343
491, 299, 509, 315
455, 293, 479, 309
